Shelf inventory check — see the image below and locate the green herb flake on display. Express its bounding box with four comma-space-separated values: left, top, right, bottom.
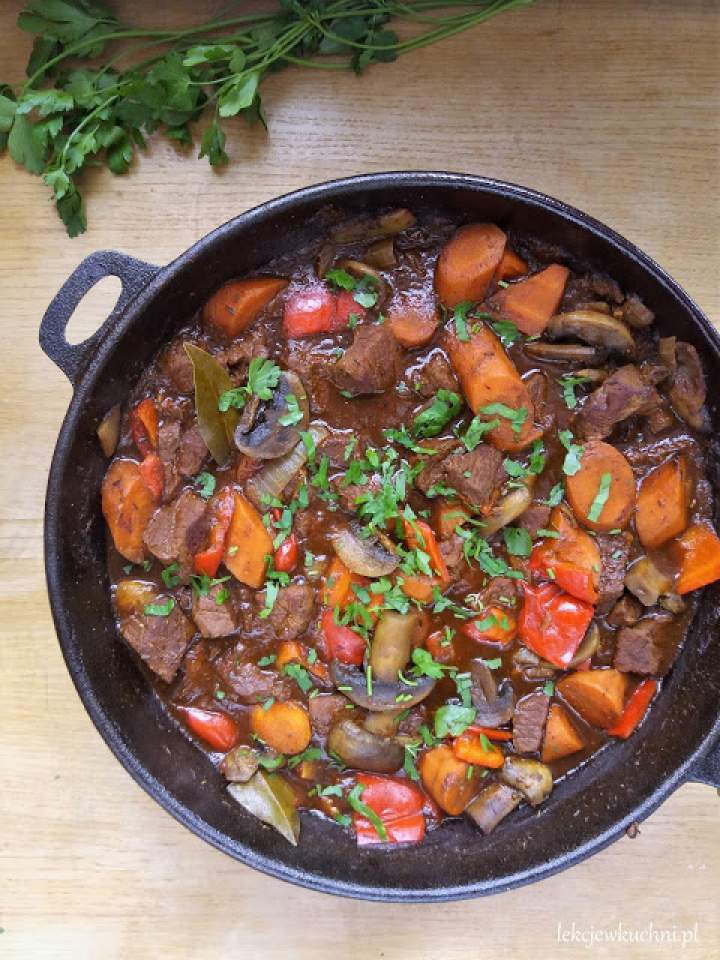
347, 783, 388, 841
503, 526, 532, 557
558, 429, 584, 476
143, 598, 175, 617
412, 389, 462, 438
587, 471, 612, 523
194, 471, 216, 500
161, 562, 180, 589
278, 392, 304, 427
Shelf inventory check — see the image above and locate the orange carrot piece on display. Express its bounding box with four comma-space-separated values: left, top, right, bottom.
399, 574, 442, 604
557, 669, 628, 729
565, 439, 636, 532
673, 524, 720, 594
323, 557, 367, 608
101, 458, 158, 563
445, 325, 541, 452
203, 277, 288, 338
489, 264, 569, 335
223, 491, 272, 588
541, 704, 585, 762
434, 223, 507, 308
403, 519, 449, 581
419, 744, 478, 815
388, 305, 439, 348
432, 499, 470, 540
494, 248, 528, 282
250, 700, 312, 755
636, 454, 693, 550
452, 733, 505, 768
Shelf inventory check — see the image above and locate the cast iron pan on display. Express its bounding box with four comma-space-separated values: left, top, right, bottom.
40, 173, 720, 901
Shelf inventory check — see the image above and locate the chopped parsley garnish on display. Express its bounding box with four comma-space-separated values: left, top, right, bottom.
558, 374, 592, 410
452, 301, 474, 341
479, 402, 527, 436
412, 389, 462, 438
543, 680, 555, 697
459, 416, 499, 451
325, 268, 355, 290
215, 587, 230, 605
257, 654, 276, 667
161, 562, 181, 588
536, 528, 560, 539
347, 783, 387, 841
278, 393, 304, 427
383, 426, 435, 454
482, 657, 502, 670
434, 703, 476, 739
194, 471, 216, 500
503, 526, 532, 557
218, 357, 282, 411
257, 752, 284, 770
411, 647, 452, 679
283, 663, 314, 694
287, 746, 322, 769
558, 429, 584, 476
587, 471, 612, 522
491, 319, 522, 347
190, 573, 230, 597
144, 598, 175, 617
259, 580, 280, 619
543, 482, 565, 507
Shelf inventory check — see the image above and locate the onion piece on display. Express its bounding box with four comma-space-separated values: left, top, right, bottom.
331, 524, 398, 577
245, 423, 327, 510
97, 404, 121, 457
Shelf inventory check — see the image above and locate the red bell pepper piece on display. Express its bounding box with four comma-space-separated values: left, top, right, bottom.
518, 582, 594, 668
353, 774, 426, 846
271, 507, 298, 573
467, 725, 513, 741
334, 289, 366, 327
529, 507, 599, 604
194, 487, 236, 578
461, 605, 517, 646
425, 629, 456, 664
607, 679, 658, 739
283, 286, 368, 338
177, 706, 240, 751
320, 608, 366, 665
130, 398, 159, 457
138, 453, 164, 500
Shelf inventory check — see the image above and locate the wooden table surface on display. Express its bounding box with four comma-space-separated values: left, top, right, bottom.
1, 1, 718, 957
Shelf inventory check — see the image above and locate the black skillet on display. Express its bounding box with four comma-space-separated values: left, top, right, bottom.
40, 173, 720, 901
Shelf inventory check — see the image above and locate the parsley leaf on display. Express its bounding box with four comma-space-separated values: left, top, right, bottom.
144, 598, 175, 617
194, 471, 216, 500
558, 374, 591, 410
543, 482, 564, 507
587, 471, 612, 522
491, 319, 522, 347
503, 526, 532, 557
412, 389, 462, 438
479, 402, 527, 436
459, 416, 499, 451
346, 784, 387, 841
452, 301, 474, 341
278, 392, 304, 427
558, 429, 584, 476
434, 704, 476, 739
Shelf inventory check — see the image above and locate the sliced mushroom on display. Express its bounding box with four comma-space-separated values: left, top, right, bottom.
669, 341, 709, 431
573, 367, 609, 385
330, 660, 436, 712
245, 422, 327, 509
512, 645, 557, 681
370, 610, 421, 683
327, 717, 404, 773
465, 782, 522, 834
234, 370, 309, 460
625, 556, 673, 607
470, 660, 515, 726
336, 258, 390, 305
331, 523, 398, 577
363, 711, 399, 737
331, 208, 416, 243
482, 480, 535, 537
567, 622, 601, 669
500, 756, 553, 806
547, 310, 635, 355
364, 237, 397, 270
221, 745, 259, 783
97, 404, 121, 457
524, 342, 605, 364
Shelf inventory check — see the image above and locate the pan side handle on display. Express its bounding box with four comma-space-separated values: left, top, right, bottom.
39, 251, 159, 386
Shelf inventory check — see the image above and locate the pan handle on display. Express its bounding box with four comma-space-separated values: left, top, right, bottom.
687, 737, 720, 788
39, 250, 159, 386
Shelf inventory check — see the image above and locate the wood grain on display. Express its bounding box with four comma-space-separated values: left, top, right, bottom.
1, 1, 718, 958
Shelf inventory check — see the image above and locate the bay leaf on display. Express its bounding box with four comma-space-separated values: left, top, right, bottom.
228, 770, 300, 845
184, 344, 239, 465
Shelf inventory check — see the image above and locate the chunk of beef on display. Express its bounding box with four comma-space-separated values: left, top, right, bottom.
215, 654, 292, 704
513, 690, 550, 754
477, 575, 521, 610
613, 615, 676, 675
159, 340, 195, 394
267, 583, 316, 641
308, 694, 347, 737
176, 420, 208, 476
218, 330, 269, 369
525, 371, 554, 432
157, 419, 182, 499
121, 606, 195, 683
517, 502, 551, 540
143, 489, 208, 579
413, 438, 461, 496
439, 533, 465, 577
646, 405, 675, 434
192, 583, 242, 638
443, 444, 505, 509
412, 352, 460, 399
621, 294, 654, 329
331, 325, 400, 395
665, 340, 709, 432
562, 274, 623, 310
607, 593, 643, 628
577, 365, 661, 440
596, 532, 631, 613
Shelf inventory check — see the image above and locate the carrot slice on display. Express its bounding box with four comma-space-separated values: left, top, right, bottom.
434, 223, 507, 308
432, 499, 470, 540
101, 458, 158, 563
223, 491, 272, 588
565, 439, 636, 532
203, 278, 288, 338
388, 305, 439, 348
494, 248, 528, 282
673, 524, 720, 594
541, 704, 585, 762
250, 700, 312, 755
636, 454, 693, 550
489, 264, 569, 335
419, 744, 478, 815
445, 325, 541, 452
452, 733, 505, 768
557, 669, 628, 729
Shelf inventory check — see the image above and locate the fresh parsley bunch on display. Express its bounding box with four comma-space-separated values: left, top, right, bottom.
0, 0, 533, 236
